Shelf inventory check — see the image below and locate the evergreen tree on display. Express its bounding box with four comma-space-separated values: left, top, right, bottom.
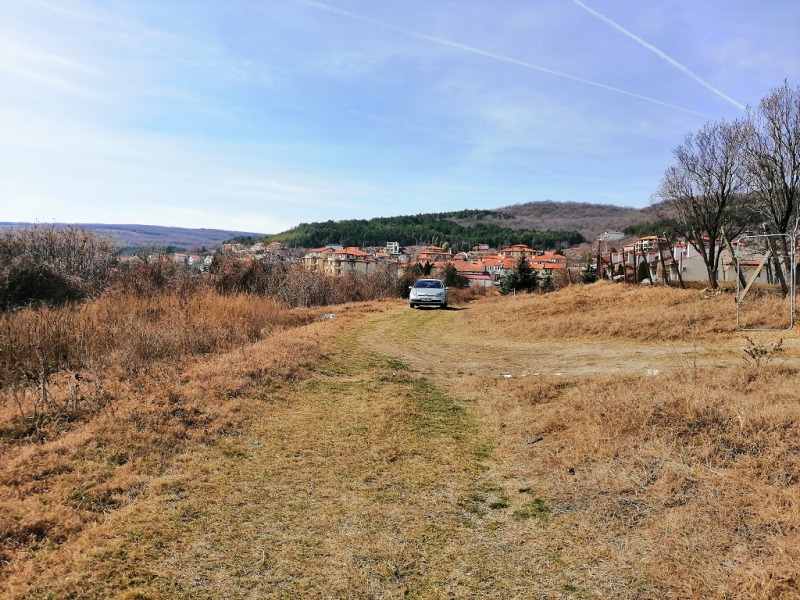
442, 264, 469, 288
420, 261, 433, 276
499, 254, 538, 295
581, 261, 597, 284
540, 271, 554, 292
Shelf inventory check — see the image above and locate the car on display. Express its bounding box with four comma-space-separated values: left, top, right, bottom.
409, 278, 448, 309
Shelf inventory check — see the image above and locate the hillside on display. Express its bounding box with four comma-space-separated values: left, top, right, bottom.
0, 223, 268, 252
262, 210, 585, 251
262, 202, 653, 251
484, 201, 654, 241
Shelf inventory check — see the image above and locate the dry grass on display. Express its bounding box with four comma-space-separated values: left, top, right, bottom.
447, 285, 495, 305
474, 280, 739, 342
0, 290, 374, 596
360, 283, 800, 597
475, 366, 800, 598
2, 282, 799, 598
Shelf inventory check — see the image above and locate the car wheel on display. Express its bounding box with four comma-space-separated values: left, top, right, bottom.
441, 303, 448, 309
409, 303, 416, 309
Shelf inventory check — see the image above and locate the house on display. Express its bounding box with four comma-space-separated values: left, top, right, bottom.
221, 243, 247, 254
324, 247, 376, 276
530, 261, 567, 274
499, 244, 538, 258
482, 257, 504, 280
449, 259, 487, 276
535, 252, 568, 266
671, 241, 710, 283
303, 246, 335, 272
385, 241, 401, 255
598, 231, 626, 242
416, 246, 451, 263
722, 259, 773, 285
463, 274, 494, 287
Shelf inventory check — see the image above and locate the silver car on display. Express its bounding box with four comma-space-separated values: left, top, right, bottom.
409, 278, 448, 309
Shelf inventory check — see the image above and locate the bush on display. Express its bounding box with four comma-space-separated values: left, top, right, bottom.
448, 285, 493, 304
442, 264, 469, 288
113, 258, 200, 298
211, 255, 404, 308
0, 226, 115, 310
0, 262, 84, 310
211, 255, 286, 296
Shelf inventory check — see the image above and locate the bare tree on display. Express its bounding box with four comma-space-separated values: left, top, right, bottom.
653, 119, 752, 289
743, 81, 800, 293
745, 81, 800, 235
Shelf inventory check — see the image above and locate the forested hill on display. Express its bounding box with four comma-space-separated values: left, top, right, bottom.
485, 201, 652, 241
262, 210, 585, 251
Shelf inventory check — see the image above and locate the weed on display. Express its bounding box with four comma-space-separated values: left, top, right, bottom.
742, 335, 784, 367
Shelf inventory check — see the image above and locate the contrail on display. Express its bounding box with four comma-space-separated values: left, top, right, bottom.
572, 0, 745, 111
288, 0, 711, 118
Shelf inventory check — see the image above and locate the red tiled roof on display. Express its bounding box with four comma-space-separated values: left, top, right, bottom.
331, 247, 370, 256
450, 260, 485, 273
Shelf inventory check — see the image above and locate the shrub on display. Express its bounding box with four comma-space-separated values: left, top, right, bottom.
442, 264, 469, 288
0, 262, 83, 309
114, 257, 200, 298
0, 226, 115, 310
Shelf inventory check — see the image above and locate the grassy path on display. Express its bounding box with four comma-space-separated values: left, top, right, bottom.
20, 306, 567, 598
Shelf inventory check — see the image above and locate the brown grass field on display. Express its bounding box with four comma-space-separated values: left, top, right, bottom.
1, 282, 799, 598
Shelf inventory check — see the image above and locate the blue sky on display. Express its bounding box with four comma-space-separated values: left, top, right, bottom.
2, 0, 799, 233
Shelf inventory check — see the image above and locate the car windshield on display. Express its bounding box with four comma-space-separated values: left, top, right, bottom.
414, 280, 443, 289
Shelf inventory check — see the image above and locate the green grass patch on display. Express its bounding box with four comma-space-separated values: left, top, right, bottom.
407, 377, 471, 437
514, 498, 551, 522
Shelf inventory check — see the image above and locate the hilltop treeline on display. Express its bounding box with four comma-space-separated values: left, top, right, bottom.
262, 210, 584, 250
622, 217, 680, 238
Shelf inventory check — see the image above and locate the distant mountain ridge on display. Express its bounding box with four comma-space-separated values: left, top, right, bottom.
0, 223, 269, 251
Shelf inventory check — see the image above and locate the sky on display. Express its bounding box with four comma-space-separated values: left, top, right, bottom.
2, 0, 799, 234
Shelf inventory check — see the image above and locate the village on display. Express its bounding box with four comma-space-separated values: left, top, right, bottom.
124, 229, 788, 289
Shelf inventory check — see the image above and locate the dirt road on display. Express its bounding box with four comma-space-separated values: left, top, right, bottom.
360, 303, 791, 378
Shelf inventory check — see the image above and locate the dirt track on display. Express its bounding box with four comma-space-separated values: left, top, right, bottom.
360, 303, 799, 378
